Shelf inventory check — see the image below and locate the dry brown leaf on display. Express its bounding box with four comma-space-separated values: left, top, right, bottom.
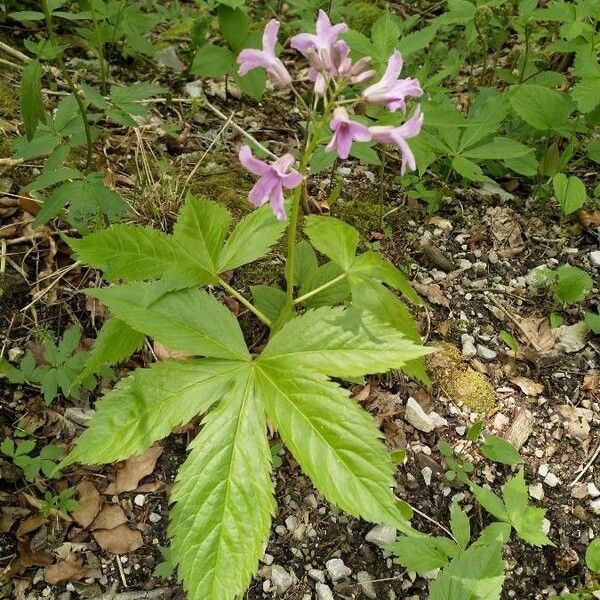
111, 445, 163, 494
93, 524, 143, 554
153, 341, 191, 361
412, 282, 450, 307
0, 507, 30, 534
577, 208, 600, 229
556, 405, 590, 442
2, 540, 53, 579
72, 481, 101, 528
582, 373, 599, 392
486, 206, 525, 257
519, 317, 555, 354
91, 505, 127, 531
44, 553, 88, 585
16, 514, 45, 539
510, 376, 544, 396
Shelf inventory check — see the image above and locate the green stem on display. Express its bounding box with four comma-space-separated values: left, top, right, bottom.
284, 183, 304, 306
294, 273, 347, 305
218, 277, 272, 327
41, 0, 93, 172
519, 21, 530, 84
90, 0, 108, 94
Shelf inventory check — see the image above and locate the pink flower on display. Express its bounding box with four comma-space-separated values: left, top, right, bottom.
326, 107, 372, 160
237, 20, 291, 87
362, 51, 423, 112
238, 145, 302, 220
333, 43, 375, 85
369, 106, 423, 174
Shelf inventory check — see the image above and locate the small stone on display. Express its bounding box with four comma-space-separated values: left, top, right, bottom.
529, 483, 544, 500
588, 483, 600, 498
308, 569, 325, 583
461, 334, 477, 359
457, 259, 472, 270
316, 583, 334, 600
8, 347, 23, 362
285, 515, 298, 532
476, 344, 497, 361
262, 553, 274, 565
488, 250, 499, 264
325, 558, 351, 582
271, 565, 294, 594
538, 464, 549, 478
365, 524, 396, 546
544, 472, 560, 487
571, 483, 588, 499
275, 525, 287, 536
404, 397, 435, 432
357, 572, 377, 599
421, 466, 433, 486
589, 251, 600, 267
591, 498, 600, 515
133, 494, 145, 507
542, 519, 551, 535
148, 512, 161, 523
304, 494, 318, 509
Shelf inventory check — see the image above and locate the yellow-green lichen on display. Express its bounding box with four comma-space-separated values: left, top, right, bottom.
346, 1, 385, 34
0, 81, 17, 119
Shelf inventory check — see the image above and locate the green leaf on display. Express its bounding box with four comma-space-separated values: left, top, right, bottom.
190, 44, 236, 78
169, 372, 274, 600
481, 436, 522, 465
23, 167, 82, 192
67, 225, 213, 285
78, 318, 145, 381
217, 6, 249, 53
299, 261, 350, 308
468, 481, 509, 522
554, 265, 593, 303
348, 251, 422, 305
173, 195, 231, 274
20, 60, 46, 141
450, 502, 471, 549
371, 12, 399, 59
342, 29, 376, 59
257, 363, 412, 533
553, 173, 587, 216
572, 79, 600, 114
110, 82, 164, 105
585, 539, 600, 573
304, 215, 359, 270
585, 309, 600, 334
349, 142, 381, 165
509, 85, 573, 130
396, 23, 439, 57
293, 240, 318, 287
87, 285, 250, 360
64, 359, 246, 466
451, 156, 489, 182
234, 69, 266, 101
391, 535, 455, 572
9, 11, 45, 21
462, 138, 532, 160
259, 306, 433, 378
250, 285, 286, 324
428, 525, 506, 600
502, 470, 552, 546
499, 330, 519, 352
218, 204, 287, 272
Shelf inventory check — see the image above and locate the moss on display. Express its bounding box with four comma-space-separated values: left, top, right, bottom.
0, 80, 17, 119
429, 343, 496, 414
0, 134, 11, 158
331, 196, 384, 238
346, 1, 385, 34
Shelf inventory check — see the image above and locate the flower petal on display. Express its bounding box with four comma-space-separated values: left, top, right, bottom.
263, 20, 280, 56
269, 183, 287, 220
381, 50, 403, 86
249, 174, 277, 207
239, 145, 271, 176
290, 33, 317, 54
237, 49, 271, 76
348, 121, 372, 142
396, 106, 423, 139
281, 170, 303, 189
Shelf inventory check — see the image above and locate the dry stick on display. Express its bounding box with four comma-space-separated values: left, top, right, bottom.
0, 41, 31, 63
94, 583, 171, 600
115, 555, 128, 588
570, 441, 600, 487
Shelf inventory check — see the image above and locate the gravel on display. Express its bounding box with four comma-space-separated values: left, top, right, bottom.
365, 524, 397, 546
325, 558, 351, 582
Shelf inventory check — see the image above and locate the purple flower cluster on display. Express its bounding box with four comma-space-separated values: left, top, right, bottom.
236, 10, 424, 219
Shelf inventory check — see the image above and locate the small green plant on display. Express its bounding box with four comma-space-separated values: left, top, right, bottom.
553, 172, 588, 220
0, 437, 63, 482
39, 487, 80, 518
0, 325, 112, 404
535, 264, 593, 304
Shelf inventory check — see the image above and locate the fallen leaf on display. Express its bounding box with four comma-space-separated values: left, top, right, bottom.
153, 341, 191, 361
556, 404, 591, 442
519, 317, 555, 354
91, 505, 127, 531
582, 373, 599, 392
72, 481, 101, 528
510, 376, 544, 396
2, 540, 53, 579
412, 282, 450, 307
554, 321, 588, 353
111, 445, 163, 494
0, 507, 30, 533
577, 208, 600, 229
93, 524, 143, 554
486, 206, 525, 257
16, 514, 45, 539
44, 553, 88, 585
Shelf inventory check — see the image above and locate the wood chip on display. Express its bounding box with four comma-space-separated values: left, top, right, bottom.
93, 524, 143, 554
412, 282, 450, 307
506, 408, 534, 449
510, 376, 544, 396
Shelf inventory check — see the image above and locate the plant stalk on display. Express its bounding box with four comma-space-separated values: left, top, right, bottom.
90, 0, 109, 94
218, 277, 272, 327
294, 273, 347, 305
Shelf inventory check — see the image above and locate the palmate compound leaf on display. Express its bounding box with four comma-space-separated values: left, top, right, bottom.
259, 305, 434, 378
256, 362, 415, 534
169, 369, 275, 600
86, 284, 250, 361
62, 358, 246, 466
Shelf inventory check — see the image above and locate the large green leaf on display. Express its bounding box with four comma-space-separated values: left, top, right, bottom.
462, 137, 533, 160
428, 524, 507, 600
259, 306, 432, 378
169, 372, 274, 600
218, 204, 287, 272
304, 215, 359, 270
68, 225, 212, 285
20, 60, 45, 140
87, 285, 250, 360
173, 195, 231, 273
78, 317, 145, 381
509, 85, 573, 130
64, 359, 245, 465
257, 363, 413, 532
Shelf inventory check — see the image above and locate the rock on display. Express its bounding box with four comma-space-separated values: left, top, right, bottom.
506, 409, 534, 449
404, 397, 436, 432
262, 553, 274, 565
589, 483, 600, 498
184, 81, 202, 98
325, 558, 351, 582
572, 483, 588, 499
357, 572, 377, 599
476, 344, 497, 361
308, 569, 325, 583
285, 515, 298, 532
8, 347, 23, 362
488, 250, 499, 264
538, 464, 549, 478
590, 251, 600, 267
554, 322, 588, 353
316, 583, 334, 600
556, 404, 591, 441
365, 524, 396, 546
148, 512, 161, 523
461, 334, 477, 359
271, 565, 294, 594
421, 466, 433, 486
529, 483, 544, 500
156, 46, 186, 73
544, 472, 560, 487
590, 498, 600, 515
133, 494, 145, 507
457, 259, 472, 270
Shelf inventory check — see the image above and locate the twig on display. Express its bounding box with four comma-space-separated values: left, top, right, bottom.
115, 555, 128, 588
0, 41, 31, 63
570, 441, 600, 487
0, 57, 21, 70
94, 583, 171, 600
21, 261, 80, 312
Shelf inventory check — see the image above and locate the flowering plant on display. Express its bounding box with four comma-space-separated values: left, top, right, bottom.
61, 10, 430, 600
